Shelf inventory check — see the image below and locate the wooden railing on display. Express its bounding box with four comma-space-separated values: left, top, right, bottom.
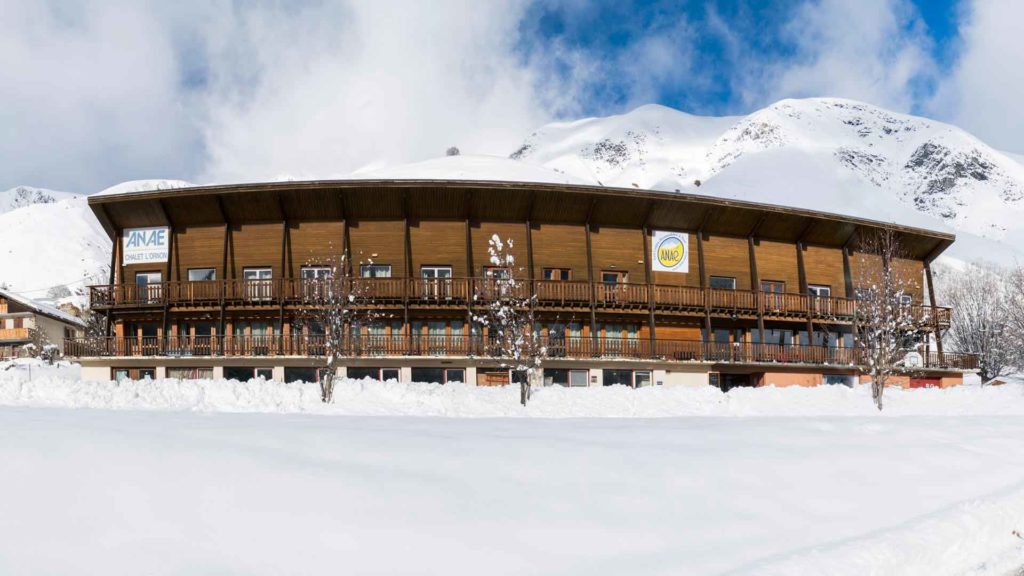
63, 335, 979, 370
0, 328, 30, 342
88, 278, 954, 327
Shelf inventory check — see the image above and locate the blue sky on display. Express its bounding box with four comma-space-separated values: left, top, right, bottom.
518, 0, 962, 117
0, 0, 1020, 192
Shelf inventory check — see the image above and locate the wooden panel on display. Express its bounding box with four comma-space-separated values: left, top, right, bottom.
851, 253, 925, 301
647, 321, 701, 340
531, 223, 587, 279
348, 220, 407, 277
411, 221, 467, 276
755, 240, 800, 293
472, 222, 528, 276
702, 234, 752, 290
231, 223, 284, 279
803, 244, 847, 297
590, 226, 644, 282
289, 221, 344, 273
175, 225, 226, 281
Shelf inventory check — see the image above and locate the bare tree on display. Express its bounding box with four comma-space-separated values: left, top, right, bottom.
298, 253, 379, 403
473, 235, 546, 406
938, 263, 1014, 382
854, 229, 928, 410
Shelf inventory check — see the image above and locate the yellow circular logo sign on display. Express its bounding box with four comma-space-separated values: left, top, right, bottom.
656, 236, 685, 269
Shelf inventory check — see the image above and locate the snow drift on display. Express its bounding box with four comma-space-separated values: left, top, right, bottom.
2, 373, 1022, 418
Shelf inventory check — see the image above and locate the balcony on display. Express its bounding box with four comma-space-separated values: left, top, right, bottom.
0, 328, 30, 342
88, 278, 953, 327
63, 335, 978, 371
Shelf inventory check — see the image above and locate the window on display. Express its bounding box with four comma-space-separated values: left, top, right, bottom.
634, 371, 652, 388
899, 294, 913, 305
224, 367, 272, 381
136, 272, 162, 303
807, 285, 831, 297
243, 267, 273, 301
543, 368, 589, 387
603, 369, 633, 387
710, 276, 736, 290
483, 267, 510, 280
188, 268, 216, 282
543, 268, 571, 281
347, 367, 402, 381
410, 368, 464, 384
823, 374, 855, 387
808, 284, 831, 314
420, 266, 453, 299
602, 271, 626, 285
168, 367, 214, 380
761, 280, 785, 310
301, 266, 332, 279
360, 264, 391, 278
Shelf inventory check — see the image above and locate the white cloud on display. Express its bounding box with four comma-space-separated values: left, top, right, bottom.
735, 0, 936, 114
931, 0, 1024, 154
196, 0, 574, 183
0, 0, 202, 192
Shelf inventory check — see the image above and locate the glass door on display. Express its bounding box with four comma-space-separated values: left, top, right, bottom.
761, 280, 785, 312
244, 268, 273, 301
136, 272, 163, 304
421, 266, 453, 299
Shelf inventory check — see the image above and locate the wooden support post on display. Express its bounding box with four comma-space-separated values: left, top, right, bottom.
698, 229, 711, 341
642, 226, 656, 350
748, 236, 764, 344
796, 241, 813, 337
219, 221, 230, 354
585, 199, 598, 346
465, 194, 474, 330
107, 229, 120, 338
279, 219, 288, 333
925, 262, 944, 360
403, 192, 412, 330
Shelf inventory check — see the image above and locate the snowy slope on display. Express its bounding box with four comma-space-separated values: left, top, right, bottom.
93, 178, 194, 197
0, 185, 81, 214
0, 198, 109, 301
513, 98, 1024, 264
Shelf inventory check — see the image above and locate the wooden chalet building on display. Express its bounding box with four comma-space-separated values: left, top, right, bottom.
69, 180, 977, 387
1, 288, 86, 360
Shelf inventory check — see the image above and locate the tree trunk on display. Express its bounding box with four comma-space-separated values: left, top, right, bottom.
320, 371, 335, 403
519, 370, 531, 406
872, 374, 884, 411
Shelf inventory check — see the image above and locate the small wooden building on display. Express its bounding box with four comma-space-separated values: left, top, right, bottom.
0, 288, 86, 360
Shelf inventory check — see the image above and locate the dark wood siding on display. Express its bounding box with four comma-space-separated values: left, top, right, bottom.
348, 220, 407, 276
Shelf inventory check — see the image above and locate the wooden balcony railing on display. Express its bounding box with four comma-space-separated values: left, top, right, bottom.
88, 278, 954, 327
0, 328, 30, 342
63, 335, 979, 370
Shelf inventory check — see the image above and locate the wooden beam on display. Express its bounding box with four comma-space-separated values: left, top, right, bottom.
697, 229, 711, 339
585, 198, 598, 343
797, 219, 816, 249
697, 207, 717, 240
748, 214, 768, 242
403, 190, 411, 329
925, 262, 944, 359
465, 190, 474, 326
642, 226, 656, 347
748, 235, 764, 343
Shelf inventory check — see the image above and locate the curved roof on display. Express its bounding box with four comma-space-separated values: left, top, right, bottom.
88, 179, 955, 261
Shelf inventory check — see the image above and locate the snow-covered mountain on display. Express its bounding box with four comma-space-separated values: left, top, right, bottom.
0, 186, 82, 214
3, 98, 1023, 300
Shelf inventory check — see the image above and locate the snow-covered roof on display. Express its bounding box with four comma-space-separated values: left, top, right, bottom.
0, 288, 86, 328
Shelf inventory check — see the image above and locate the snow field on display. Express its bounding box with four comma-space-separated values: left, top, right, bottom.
0, 407, 1022, 575
1, 372, 1024, 417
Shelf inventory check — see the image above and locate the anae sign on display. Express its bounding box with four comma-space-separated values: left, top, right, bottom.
651, 231, 689, 273
123, 227, 169, 264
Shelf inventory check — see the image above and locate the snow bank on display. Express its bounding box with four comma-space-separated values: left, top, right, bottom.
2, 373, 1022, 417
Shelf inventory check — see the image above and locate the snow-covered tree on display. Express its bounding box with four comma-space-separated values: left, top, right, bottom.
473, 235, 546, 406
298, 253, 379, 403
854, 229, 928, 410
938, 263, 1014, 382
446, 146, 460, 156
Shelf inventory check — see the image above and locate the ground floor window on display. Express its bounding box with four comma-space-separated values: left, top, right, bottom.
601, 369, 652, 388
284, 367, 321, 384
167, 367, 213, 380
225, 367, 272, 381
543, 368, 590, 387
823, 374, 855, 387
113, 368, 156, 382
348, 367, 401, 381
411, 367, 464, 384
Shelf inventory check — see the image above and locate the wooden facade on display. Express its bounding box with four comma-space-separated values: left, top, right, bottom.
72, 180, 975, 381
